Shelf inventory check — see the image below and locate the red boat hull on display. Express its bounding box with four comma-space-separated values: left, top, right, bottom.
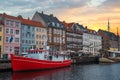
11, 54, 71, 71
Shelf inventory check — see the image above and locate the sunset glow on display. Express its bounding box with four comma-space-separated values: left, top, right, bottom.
0, 0, 119, 35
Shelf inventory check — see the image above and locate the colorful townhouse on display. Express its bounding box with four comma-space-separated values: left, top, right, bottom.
0, 13, 21, 58
83, 29, 102, 56
35, 24, 47, 49
0, 14, 4, 58
32, 11, 66, 52
98, 29, 118, 51
18, 16, 46, 54
62, 22, 83, 52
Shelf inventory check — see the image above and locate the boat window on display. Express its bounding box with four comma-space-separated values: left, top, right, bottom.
49, 56, 52, 60
55, 55, 58, 58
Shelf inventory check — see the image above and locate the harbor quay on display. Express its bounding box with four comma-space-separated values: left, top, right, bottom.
1, 55, 120, 71
0, 59, 11, 71
0, 56, 99, 71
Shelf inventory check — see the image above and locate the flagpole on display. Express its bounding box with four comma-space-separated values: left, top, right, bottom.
9, 35, 13, 55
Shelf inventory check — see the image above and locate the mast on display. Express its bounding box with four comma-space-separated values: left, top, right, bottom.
108, 19, 110, 32
117, 27, 119, 51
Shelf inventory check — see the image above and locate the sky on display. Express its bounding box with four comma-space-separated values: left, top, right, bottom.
0, 0, 119, 35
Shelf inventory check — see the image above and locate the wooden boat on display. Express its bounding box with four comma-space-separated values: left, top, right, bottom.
11, 48, 71, 71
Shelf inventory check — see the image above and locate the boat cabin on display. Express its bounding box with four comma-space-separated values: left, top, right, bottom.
24, 49, 70, 61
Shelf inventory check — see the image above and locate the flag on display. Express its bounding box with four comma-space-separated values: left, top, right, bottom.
9, 35, 13, 43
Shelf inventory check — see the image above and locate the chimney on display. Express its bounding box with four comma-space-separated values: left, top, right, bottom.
50, 14, 53, 17
41, 11, 43, 14
28, 17, 30, 20
85, 26, 87, 29
63, 21, 66, 23
17, 15, 23, 19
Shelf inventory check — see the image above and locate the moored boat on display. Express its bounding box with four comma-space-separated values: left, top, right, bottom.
11, 47, 71, 71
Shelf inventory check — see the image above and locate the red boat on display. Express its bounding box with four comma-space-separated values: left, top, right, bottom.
11, 48, 71, 71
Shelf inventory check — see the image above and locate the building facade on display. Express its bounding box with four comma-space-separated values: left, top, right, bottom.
32, 11, 66, 52
98, 30, 118, 51
18, 16, 47, 53
35, 25, 47, 49
1, 13, 21, 57
83, 29, 102, 56
62, 22, 83, 52
0, 22, 4, 58
20, 18, 35, 53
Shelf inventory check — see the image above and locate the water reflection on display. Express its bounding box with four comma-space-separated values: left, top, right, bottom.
12, 67, 71, 80
1, 64, 120, 80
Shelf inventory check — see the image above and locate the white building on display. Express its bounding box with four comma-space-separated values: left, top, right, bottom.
83, 29, 102, 56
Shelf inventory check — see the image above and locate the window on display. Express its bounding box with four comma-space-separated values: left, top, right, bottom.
39, 28, 41, 32
10, 29, 14, 34
22, 33, 24, 37
16, 22, 20, 27
39, 35, 41, 39
6, 28, 9, 34
49, 28, 51, 33
15, 38, 19, 43
32, 34, 34, 38
54, 37, 56, 43
36, 41, 38, 44
39, 41, 41, 45
22, 40, 24, 43
0, 27, 2, 32
36, 35, 39, 39
29, 40, 31, 44
32, 27, 34, 30
6, 37, 9, 42
16, 30, 19, 35
11, 21, 14, 26
37, 28, 39, 32
0, 36, 1, 41
5, 46, 9, 52
6, 20, 9, 26
10, 46, 13, 52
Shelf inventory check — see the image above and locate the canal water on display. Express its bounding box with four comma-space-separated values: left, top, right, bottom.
1, 63, 120, 80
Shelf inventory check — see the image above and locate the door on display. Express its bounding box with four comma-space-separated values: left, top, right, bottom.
14, 47, 19, 55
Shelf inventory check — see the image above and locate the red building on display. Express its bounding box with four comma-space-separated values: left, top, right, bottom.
98, 29, 119, 51
62, 22, 82, 52
32, 11, 66, 52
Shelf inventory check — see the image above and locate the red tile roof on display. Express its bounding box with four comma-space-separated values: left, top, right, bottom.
0, 13, 44, 28
19, 18, 44, 28
87, 29, 99, 35
62, 21, 82, 34
61, 21, 74, 31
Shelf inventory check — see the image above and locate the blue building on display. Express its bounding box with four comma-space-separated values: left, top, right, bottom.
20, 18, 36, 54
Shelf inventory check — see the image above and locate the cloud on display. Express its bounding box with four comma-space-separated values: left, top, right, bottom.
0, 0, 91, 18
88, 0, 107, 7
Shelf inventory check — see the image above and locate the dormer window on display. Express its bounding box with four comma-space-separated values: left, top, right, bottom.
52, 22, 55, 26
57, 23, 59, 27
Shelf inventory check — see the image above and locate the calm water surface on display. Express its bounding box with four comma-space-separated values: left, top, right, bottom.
1, 63, 120, 80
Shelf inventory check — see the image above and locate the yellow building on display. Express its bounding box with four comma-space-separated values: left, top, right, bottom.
0, 24, 4, 58
35, 27, 47, 48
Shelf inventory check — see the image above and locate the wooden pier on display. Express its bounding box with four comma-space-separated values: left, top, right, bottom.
71, 56, 99, 64
0, 59, 11, 71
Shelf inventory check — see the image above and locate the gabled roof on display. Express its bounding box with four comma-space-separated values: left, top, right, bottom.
62, 22, 74, 31
0, 13, 21, 21
19, 18, 44, 28
62, 21, 82, 34
98, 29, 118, 40
0, 13, 44, 28
87, 29, 97, 34
37, 12, 60, 23
36, 11, 65, 29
